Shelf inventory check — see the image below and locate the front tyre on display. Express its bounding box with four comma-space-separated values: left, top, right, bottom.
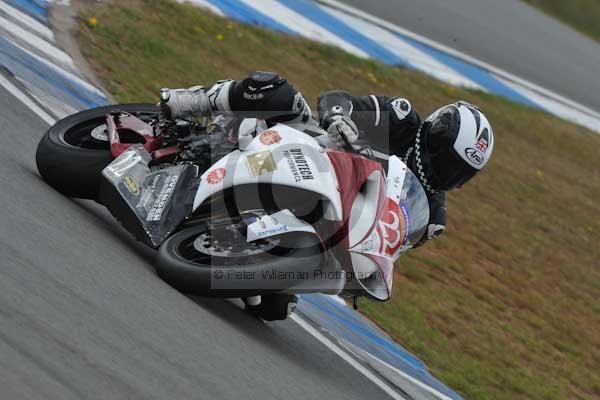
156, 221, 323, 298
35, 103, 158, 199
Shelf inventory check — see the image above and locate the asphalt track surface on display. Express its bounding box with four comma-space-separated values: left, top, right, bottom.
338, 0, 600, 113
0, 84, 392, 399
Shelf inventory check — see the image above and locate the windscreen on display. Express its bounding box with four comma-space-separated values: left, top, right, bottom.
400, 169, 430, 247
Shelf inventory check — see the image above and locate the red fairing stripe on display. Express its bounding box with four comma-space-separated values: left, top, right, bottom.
325, 150, 383, 222
326, 150, 387, 267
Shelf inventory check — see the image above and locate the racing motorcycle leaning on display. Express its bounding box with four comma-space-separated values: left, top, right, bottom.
36, 103, 430, 321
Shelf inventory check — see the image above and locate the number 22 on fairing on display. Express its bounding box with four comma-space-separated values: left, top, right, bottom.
375, 198, 409, 258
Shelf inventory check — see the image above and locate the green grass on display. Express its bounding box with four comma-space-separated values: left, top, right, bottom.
76, 1, 600, 398
523, 0, 600, 43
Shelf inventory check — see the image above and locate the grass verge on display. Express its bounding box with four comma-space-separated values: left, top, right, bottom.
76, 1, 600, 399
523, 0, 600, 43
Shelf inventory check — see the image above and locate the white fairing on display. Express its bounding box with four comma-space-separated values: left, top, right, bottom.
384, 156, 408, 208
347, 156, 410, 301
192, 123, 343, 221
350, 253, 390, 301
349, 156, 409, 261
453, 104, 494, 170
348, 170, 382, 248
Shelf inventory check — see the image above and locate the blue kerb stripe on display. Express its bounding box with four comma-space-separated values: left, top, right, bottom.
277, 0, 409, 66
0, 36, 107, 109
300, 295, 462, 399
301, 295, 426, 370
209, 0, 536, 113
207, 0, 296, 35
403, 35, 540, 108
5, 0, 47, 22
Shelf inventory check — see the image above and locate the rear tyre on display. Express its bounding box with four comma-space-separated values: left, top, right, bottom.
35, 103, 158, 199
156, 220, 323, 298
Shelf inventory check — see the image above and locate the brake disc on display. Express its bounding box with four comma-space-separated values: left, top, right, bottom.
193, 231, 279, 257
90, 124, 109, 141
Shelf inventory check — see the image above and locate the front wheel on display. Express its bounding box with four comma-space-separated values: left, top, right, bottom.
155, 220, 323, 298
35, 103, 158, 199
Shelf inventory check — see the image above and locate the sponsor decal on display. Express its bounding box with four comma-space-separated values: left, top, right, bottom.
146, 174, 179, 222
136, 188, 152, 209
123, 176, 139, 196
465, 147, 484, 166
282, 148, 314, 182
332, 105, 344, 114
259, 130, 282, 145
136, 175, 161, 209
243, 92, 264, 100
391, 98, 411, 120
207, 168, 227, 185
246, 151, 276, 177
375, 198, 409, 257
475, 137, 489, 153
257, 225, 288, 237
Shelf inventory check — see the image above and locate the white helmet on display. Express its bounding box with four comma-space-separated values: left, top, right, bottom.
411, 101, 494, 192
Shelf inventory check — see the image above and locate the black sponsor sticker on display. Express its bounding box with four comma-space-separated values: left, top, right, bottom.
283, 148, 314, 182
146, 174, 179, 222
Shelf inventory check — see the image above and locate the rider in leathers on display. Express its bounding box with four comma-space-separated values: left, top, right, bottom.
160, 71, 495, 246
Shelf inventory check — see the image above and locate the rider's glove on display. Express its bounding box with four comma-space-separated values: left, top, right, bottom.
325, 115, 359, 148
427, 224, 445, 240
413, 223, 445, 248
159, 86, 210, 120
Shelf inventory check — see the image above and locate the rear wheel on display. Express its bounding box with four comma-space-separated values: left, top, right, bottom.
35, 103, 158, 199
156, 218, 323, 298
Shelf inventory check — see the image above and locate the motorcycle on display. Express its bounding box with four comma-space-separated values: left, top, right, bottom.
36, 103, 430, 320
